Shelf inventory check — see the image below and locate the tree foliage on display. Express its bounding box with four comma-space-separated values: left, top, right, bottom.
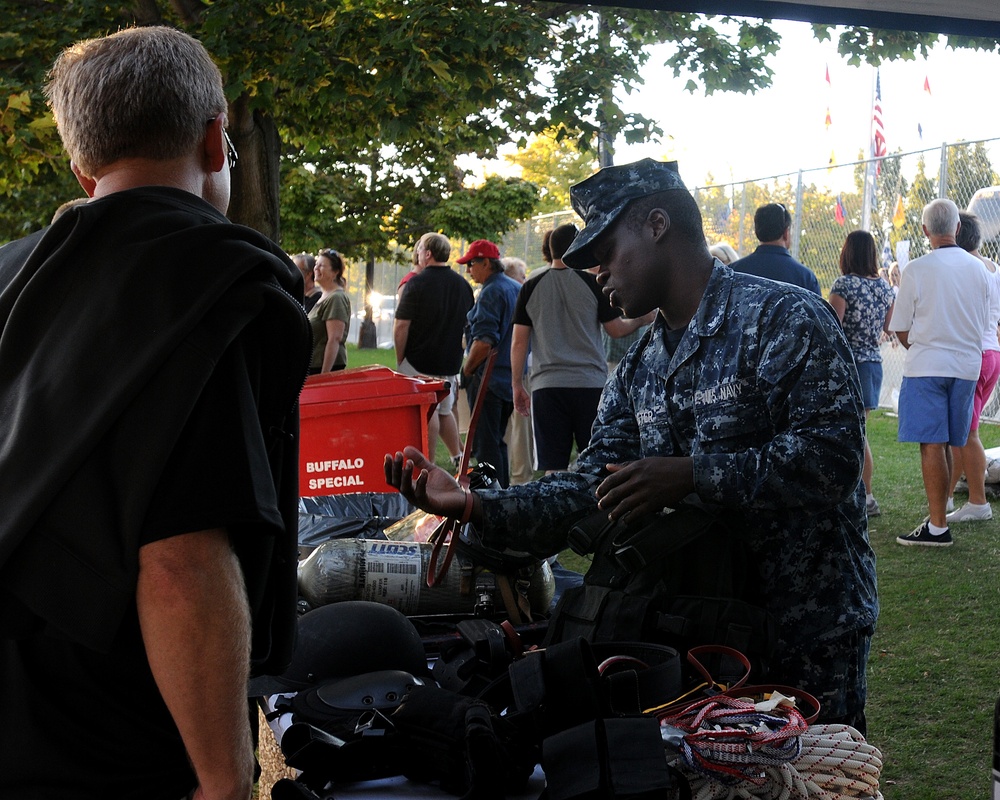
813, 25, 939, 66
902, 158, 936, 258
0, 0, 550, 247
946, 141, 998, 210
505, 132, 598, 213
430, 176, 539, 243
3, 0, 998, 252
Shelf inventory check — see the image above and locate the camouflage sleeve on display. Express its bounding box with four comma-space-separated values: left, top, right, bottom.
477, 471, 600, 557
476, 366, 641, 555
692, 304, 865, 510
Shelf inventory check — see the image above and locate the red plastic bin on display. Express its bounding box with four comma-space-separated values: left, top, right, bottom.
299, 366, 449, 496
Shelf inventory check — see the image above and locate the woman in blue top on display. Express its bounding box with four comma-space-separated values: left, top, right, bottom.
829, 230, 895, 517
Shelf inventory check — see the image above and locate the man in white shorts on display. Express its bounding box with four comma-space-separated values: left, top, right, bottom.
394, 232, 474, 463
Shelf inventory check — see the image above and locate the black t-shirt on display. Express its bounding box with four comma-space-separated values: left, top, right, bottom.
0, 339, 277, 799
395, 264, 474, 375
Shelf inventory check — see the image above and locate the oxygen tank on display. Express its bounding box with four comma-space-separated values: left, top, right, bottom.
298, 538, 554, 617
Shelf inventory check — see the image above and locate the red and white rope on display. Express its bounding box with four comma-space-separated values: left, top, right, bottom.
669, 724, 884, 800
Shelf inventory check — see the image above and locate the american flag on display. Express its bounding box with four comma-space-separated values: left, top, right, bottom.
872, 71, 886, 175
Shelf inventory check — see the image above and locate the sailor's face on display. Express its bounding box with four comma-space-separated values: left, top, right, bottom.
593, 219, 660, 318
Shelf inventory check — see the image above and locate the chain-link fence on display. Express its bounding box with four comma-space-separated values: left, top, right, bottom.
692, 137, 1000, 290
347, 137, 1000, 418
498, 136, 1000, 421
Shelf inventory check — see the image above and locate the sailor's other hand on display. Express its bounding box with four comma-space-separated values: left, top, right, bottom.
594, 457, 694, 523
385, 446, 467, 518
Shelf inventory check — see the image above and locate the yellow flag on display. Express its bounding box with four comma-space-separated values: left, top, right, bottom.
892, 195, 905, 228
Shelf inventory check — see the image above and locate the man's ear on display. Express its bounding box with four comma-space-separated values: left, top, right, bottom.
71, 162, 97, 197
648, 208, 671, 240
204, 113, 227, 173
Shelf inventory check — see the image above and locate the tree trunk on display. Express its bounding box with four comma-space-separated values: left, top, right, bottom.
596, 12, 615, 169
358, 148, 378, 348
227, 94, 282, 242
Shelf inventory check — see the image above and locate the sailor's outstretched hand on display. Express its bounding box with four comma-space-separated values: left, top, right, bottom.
384, 446, 468, 519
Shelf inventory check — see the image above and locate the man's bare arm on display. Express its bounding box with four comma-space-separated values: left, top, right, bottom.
393, 318, 411, 366
602, 310, 656, 338
510, 324, 531, 417
137, 529, 255, 800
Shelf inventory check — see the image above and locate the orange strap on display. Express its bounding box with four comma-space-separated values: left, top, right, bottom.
426, 349, 497, 588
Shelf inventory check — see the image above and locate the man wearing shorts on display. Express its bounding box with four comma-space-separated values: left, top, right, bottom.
891, 199, 990, 546
394, 232, 474, 464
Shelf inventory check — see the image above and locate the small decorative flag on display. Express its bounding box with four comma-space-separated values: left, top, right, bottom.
893, 195, 906, 229
918, 122, 923, 140
826, 64, 831, 86
825, 108, 832, 130
835, 195, 846, 226
923, 76, 931, 95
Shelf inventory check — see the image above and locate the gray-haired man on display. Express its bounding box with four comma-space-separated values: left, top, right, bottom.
0, 26, 309, 799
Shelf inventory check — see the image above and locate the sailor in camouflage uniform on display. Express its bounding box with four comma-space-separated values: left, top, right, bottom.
387, 159, 878, 731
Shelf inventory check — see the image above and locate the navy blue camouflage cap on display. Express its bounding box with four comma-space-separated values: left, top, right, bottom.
562, 159, 686, 269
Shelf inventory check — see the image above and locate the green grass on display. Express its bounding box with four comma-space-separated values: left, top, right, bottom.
349, 345, 1000, 797
345, 342, 397, 370
864, 410, 1000, 800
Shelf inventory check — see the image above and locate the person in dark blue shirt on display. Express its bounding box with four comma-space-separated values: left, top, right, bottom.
731, 203, 822, 294
459, 240, 521, 487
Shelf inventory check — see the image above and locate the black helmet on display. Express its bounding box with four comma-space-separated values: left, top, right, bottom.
249, 601, 428, 696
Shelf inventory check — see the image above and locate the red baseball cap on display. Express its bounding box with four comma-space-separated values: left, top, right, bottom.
456, 239, 501, 264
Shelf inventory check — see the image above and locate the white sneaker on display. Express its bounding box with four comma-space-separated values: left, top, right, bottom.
946, 503, 993, 523
947, 496, 955, 513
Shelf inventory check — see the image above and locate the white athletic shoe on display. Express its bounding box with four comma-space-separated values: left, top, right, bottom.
946, 503, 993, 523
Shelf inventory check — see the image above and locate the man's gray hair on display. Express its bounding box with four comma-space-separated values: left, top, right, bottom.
502, 257, 527, 282
46, 26, 227, 177
921, 198, 961, 238
291, 252, 315, 276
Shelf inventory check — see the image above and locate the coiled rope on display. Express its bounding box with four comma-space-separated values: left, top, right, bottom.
668, 723, 884, 800
661, 695, 808, 785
